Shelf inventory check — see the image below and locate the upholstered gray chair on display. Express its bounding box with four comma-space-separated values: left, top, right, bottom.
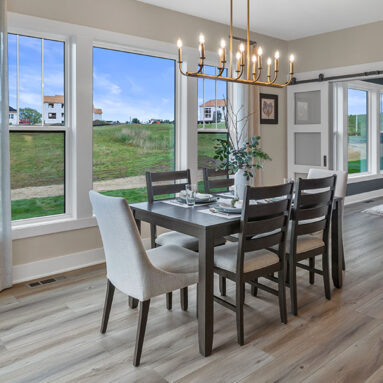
89, 191, 199, 366
308, 168, 348, 269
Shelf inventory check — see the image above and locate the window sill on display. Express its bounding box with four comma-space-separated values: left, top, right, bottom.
347, 173, 383, 184
12, 216, 98, 240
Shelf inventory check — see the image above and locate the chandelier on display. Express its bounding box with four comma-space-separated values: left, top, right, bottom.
176, 0, 295, 87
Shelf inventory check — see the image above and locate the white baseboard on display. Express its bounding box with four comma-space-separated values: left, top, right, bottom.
12, 237, 152, 284
345, 189, 383, 206
12, 248, 106, 284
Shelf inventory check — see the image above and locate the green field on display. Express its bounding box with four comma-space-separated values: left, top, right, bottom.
10, 124, 225, 220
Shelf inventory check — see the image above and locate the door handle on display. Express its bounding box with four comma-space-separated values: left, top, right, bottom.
323, 155, 327, 167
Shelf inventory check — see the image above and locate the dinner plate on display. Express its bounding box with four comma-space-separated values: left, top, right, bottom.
213, 203, 242, 214
177, 196, 217, 204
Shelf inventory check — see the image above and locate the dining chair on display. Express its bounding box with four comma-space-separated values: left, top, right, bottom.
89, 191, 199, 366
287, 175, 336, 316
213, 182, 294, 345
203, 167, 236, 296
146, 169, 199, 310
307, 168, 348, 270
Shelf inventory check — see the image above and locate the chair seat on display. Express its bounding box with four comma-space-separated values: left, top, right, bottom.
147, 244, 199, 274
155, 231, 199, 251
286, 234, 325, 254
214, 243, 279, 273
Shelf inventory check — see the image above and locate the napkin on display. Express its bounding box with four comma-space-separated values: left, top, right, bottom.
196, 193, 212, 199
218, 198, 243, 209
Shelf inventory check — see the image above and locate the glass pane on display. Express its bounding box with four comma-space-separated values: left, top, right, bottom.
198, 132, 228, 169
10, 132, 65, 220
93, 47, 175, 203
8, 34, 17, 126
348, 89, 368, 174
44, 39, 65, 126
294, 132, 321, 166
295, 90, 321, 124
19, 36, 42, 125
380, 93, 383, 170
216, 68, 227, 129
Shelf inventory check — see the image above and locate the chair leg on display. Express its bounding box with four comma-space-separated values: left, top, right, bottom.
180, 287, 188, 311
289, 255, 298, 316
342, 242, 346, 271
236, 282, 245, 346
133, 300, 150, 367
101, 279, 115, 334
278, 270, 287, 324
219, 276, 226, 296
166, 292, 172, 310
285, 257, 290, 285
129, 296, 139, 309
323, 251, 331, 300
250, 278, 258, 297
309, 257, 315, 285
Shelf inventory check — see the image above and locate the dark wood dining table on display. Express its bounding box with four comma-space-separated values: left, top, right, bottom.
130, 197, 344, 357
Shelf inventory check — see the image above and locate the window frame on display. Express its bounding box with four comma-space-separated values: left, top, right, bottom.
8, 29, 72, 227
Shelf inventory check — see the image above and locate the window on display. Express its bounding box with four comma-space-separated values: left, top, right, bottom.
92, 47, 175, 203
197, 66, 228, 174
48, 103, 54, 108
348, 88, 368, 174
8, 33, 66, 221
380, 93, 383, 170
48, 113, 56, 119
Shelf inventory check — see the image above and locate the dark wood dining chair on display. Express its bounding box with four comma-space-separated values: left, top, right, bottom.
203, 168, 234, 194
146, 169, 198, 311
287, 175, 336, 316
213, 182, 294, 345
203, 168, 236, 296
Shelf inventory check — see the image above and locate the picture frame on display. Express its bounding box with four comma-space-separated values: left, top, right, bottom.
260, 93, 278, 124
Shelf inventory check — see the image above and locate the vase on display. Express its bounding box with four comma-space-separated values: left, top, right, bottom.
234, 169, 250, 200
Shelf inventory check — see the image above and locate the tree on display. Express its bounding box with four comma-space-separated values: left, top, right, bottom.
131, 118, 140, 124
19, 108, 42, 125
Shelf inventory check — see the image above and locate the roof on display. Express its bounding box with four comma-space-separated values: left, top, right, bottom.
9, 106, 17, 112
44, 95, 64, 103
93, 108, 102, 115
200, 99, 226, 108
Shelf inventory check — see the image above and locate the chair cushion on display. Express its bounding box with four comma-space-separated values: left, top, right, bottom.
214, 243, 279, 273
286, 234, 325, 254
155, 231, 199, 251
147, 244, 199, 274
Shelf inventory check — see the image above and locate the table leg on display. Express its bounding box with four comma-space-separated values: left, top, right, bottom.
198, 229, 214, 357
331, 199, 343, 288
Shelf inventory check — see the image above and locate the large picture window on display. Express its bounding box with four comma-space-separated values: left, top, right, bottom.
92, 47, 175, 203
348, 88, 368, 174
8, 33, 66, 221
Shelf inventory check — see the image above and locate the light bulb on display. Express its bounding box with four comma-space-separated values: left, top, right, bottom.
267, 57, 272, 65
289, 54, 295, 62
199, 34, 205, 44
252, 55, 257, 62
220, 39, 226, 48
177, 39, 183, 49
257, 46, 263, 56
274, 50, 280, 59
236, 52, 241, 60
239, 43, 245, 53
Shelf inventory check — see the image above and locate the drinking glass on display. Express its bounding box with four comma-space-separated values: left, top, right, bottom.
185, 184, 196, 206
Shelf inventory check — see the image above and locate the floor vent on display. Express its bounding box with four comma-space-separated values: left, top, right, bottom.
27, 276, 66, 288
364, 200, 375, 203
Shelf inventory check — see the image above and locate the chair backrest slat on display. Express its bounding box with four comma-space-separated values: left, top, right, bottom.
243, 231, 283, 252
203, 168, 234, 193
247, 199, 289, 218
244, 215, 286, 237
299, 190, 332, 208
294, 205, 328, 221
146, 169, 191, 203
296, 219, 326, 236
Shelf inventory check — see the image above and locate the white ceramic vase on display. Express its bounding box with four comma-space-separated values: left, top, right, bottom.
234, 169, 250, 200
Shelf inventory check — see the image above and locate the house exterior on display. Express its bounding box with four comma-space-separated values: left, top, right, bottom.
9, 106, 18, 125
44, 95, 103, 124
199, 99, 226, 123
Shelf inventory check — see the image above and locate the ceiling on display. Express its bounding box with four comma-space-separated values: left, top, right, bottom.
137, 0, 383, 40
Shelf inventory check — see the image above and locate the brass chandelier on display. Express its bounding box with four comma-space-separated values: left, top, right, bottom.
176, 0, 295, 87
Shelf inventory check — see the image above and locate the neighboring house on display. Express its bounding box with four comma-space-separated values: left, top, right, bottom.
199, 99, 226, 123
9, 106, 18, 125
43, 95, 103, 124
93, 107, 103, 121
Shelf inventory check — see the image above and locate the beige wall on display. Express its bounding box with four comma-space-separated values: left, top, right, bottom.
288, 21, 383, 73
9, 0, 289, 269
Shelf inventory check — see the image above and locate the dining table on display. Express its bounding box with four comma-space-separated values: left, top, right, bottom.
130, 195, 344, 357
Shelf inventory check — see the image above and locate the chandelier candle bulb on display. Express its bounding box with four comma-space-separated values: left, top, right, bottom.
236, 52, 241, 72
177, 39, 183, 63
267, 57, 272, 80
289, 54, 295, 74
274, 51, 279, 72
252, 55, 257, 75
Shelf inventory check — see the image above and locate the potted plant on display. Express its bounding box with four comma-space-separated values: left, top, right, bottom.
213, 101, 271, 199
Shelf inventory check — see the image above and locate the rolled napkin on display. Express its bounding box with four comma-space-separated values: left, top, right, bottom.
196, 193, 212, 199
218, 198, 243, 209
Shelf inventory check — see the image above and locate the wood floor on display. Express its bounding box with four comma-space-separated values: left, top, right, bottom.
1, 198, 383, 382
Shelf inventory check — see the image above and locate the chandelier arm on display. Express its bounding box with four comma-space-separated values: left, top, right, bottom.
271, 71, 279, 84
235, 66, 245, 80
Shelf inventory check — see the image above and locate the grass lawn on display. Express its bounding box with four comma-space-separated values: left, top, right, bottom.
11, 123, 225, 220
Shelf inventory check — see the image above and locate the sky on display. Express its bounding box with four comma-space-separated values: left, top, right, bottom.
348, 88, 368, 116
8, 34, 227, 123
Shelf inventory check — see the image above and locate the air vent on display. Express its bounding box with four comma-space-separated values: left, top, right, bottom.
26, 275, 66, 288
364, 200, 375, 203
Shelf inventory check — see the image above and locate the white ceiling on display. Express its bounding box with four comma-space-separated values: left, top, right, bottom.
138, 0, 383, 40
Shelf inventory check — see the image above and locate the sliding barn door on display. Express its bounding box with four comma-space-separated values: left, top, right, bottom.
287, 82, 330, 178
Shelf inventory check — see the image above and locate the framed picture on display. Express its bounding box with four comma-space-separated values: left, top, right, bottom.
260, 93, 278, 124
